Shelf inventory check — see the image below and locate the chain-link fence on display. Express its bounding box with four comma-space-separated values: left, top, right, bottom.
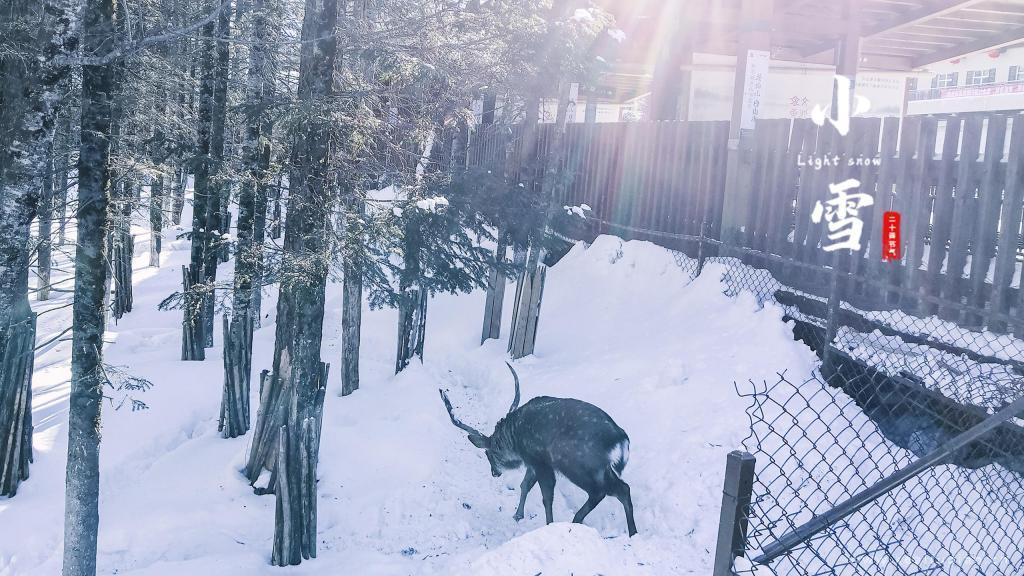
570, 217, 1024, 576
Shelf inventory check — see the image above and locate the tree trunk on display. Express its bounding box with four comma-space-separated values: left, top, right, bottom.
480, 230, 507, 343
270, 172, 283, 240
149, 175, 164, 267
395, 286, 428, 373
338, 194, 362, 396
201, 0, 234, 346
246, 0, 339, 565
55, 112, 72, 247
171, 167, 186, 226
181, 264, 206, 361
221, 0, 274, 436
0, 306, 37, 497
185, 0, 228, 355
36, 140, 55, 301
251, 140, 272, 326
64, 0, 116, 573
220, 312, 253, 437
111, 179, 133, 321
340, 253, 361, 396
395, 218, 427, 373
0, 0, 73, 500
507, 243, 547, 359
507, 80, 573, 359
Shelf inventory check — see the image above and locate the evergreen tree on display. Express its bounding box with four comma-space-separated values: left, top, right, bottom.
64, 0, 118, 573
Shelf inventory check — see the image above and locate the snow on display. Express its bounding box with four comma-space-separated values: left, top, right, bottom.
562, 204, 589, 218
607, 28, 627, 43
0, 203, 819, 574
414, 196, 449, 212
571, 8, 594, 22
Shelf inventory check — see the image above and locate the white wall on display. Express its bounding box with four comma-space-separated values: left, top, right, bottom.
906, 46, 1024, 115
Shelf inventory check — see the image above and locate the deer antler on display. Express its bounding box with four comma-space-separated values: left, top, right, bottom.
439, 389, 485, 438
506, 362, 521, 414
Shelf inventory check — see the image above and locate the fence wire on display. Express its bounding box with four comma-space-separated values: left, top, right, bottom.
578, 219, 1024, 576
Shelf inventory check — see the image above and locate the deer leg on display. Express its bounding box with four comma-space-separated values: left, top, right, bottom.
572, 491, 605, 524
514, 467, 537, 521
610, 478, 637, 536
535, 465, 556, 525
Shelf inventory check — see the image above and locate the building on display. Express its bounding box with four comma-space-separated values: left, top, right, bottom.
907, 45, 1024, 114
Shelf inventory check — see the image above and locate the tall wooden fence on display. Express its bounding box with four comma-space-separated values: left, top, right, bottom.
466, 115, 1024, 339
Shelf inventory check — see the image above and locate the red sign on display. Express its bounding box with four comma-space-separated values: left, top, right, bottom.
882, 212, 901, 261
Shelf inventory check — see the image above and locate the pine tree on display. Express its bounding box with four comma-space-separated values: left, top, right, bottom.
221, 0, 278, 438
64, 0, 118, 573
245, 0, 339, 564
0, 0, 76, 499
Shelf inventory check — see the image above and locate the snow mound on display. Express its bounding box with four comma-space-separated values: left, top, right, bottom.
465, 524, 612, 576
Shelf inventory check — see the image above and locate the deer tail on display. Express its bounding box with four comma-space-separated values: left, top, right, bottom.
609, 438, 630, 478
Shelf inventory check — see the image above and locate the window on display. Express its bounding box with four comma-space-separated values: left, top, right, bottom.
1010, 65, 1024, 82
965, 68, 996, 85
930, 72, 959, 89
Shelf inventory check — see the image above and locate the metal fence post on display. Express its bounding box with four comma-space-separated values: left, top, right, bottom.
713, 450, 756, 576
822, 254, 844, 368
696, 220, 708, 278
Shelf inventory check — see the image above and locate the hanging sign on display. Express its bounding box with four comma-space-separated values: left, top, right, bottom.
740, 49, 770, 130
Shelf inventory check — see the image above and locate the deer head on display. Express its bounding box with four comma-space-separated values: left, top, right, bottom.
440, 362, 521, 477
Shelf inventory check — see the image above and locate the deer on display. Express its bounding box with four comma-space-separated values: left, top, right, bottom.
439, 362, 637, 536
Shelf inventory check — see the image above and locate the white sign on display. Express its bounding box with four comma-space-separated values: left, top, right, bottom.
740, 50, 770, 130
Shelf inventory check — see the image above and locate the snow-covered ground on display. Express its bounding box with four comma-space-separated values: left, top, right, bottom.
0, 203, 819, 575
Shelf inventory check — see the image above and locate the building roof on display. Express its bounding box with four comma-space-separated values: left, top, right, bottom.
597, 0, 1024, 72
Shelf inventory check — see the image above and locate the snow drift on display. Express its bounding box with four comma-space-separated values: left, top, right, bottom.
0, 228, 818, 575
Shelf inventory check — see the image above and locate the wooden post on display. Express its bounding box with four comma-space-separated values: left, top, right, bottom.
479, 99, 506, 345
650, 6, 693, 122
832, 0, 861, 98
584, 93, 598, 124
480, 233, 507, 344
712, 451, 756, 576
720, 0, 773, 245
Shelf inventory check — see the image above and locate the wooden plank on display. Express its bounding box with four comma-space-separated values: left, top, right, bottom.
661, 122, 683, 234
563, 124, 580, 207
884, 116, 922, 307
627, 123, 649, 232
748, 120, 773, 252
665, 121, 689, 236
800, 125, 836, 268
758, 120, 791, 256
695, 122, 716, 242
786, 121, 820, 282
921, 117, 964, 317
598, 123, 619, 232
863, 117, 902, 308
940, 115, 984, 322
588, 123, 607, 226
610, 123, 629, 234
849, 117, 883, 303
990, 117, 1024, 335
694, 122, 714, 235
642, 122, 662, 231
635, 122, 655, 232
708, 122, 731, 238
680, 122, 700, 234
663, 121, 685, 234
901, 116, 939, 315
966, 115, 1009, 328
